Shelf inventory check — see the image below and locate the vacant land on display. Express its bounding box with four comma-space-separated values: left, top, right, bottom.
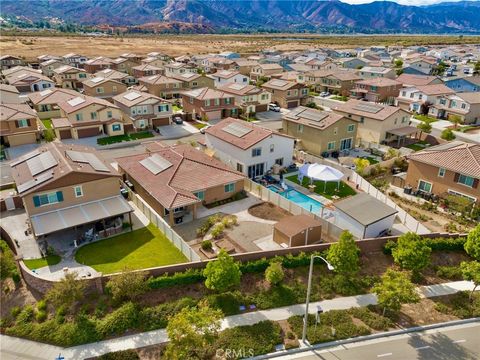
2, 34, 479, 60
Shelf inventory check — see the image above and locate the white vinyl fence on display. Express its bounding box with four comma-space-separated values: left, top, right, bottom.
129, 190, 201, 262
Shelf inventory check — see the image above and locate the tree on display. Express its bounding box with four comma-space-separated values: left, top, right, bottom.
45, 272, 86, 312
105, 269, 148, 304
372, 268, 419, 315
0, 240, 17, 280
164, 302, 222, 359
43, 129, 55, 142
354, 158, 370, 175
449, 115, 462, 129
416, 120, 432, 139
441, 128, 456, 141
465, 224, 480, 261
326, 230, 360, 275
392, 232, 431, 276
394, 59, 403, 68
203, 249, 241, 292
460, 261, 480, 300
265, 261, 284, 285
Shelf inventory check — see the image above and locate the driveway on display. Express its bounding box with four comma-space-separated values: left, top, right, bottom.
158, 122, 200, 139
4, 143, 40, 160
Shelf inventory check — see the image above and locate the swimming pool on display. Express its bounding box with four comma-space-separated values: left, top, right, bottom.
267, 185, 323, 214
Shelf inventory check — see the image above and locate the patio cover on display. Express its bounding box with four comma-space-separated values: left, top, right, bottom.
30, 195, 133, 236
299, 163, 344, 191
387, 126, 418, 137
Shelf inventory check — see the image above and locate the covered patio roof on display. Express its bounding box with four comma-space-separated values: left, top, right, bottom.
387, 126, 418, 137
30, 195, 133, 237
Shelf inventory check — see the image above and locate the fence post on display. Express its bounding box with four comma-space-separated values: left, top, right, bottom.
416, 221, 420, 233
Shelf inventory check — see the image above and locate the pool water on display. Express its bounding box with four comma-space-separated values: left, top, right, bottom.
267, 185, 323, 214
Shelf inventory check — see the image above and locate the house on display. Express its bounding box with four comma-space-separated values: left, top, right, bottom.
305, 70, 362, 96
113, 90, 172, 129
396, 84, 455, 112
304, 58, 337, 71
217, 83, 271, 114
82, 77, 127, 101
429, 92, 480, 125
62, 53, 88, 68
40, 59, 66, 77
350, 78, 402, 103
201, 57, 236, 73
337, 57, 369, 69
0, 84, 21, 104
405, 142, 480, 203
52, 95, 126, 139
138, 75, 182, 99
84, 57, 115, 73
28, 88, 79, 120
94, 68, 136, 87
205, 117, 294, 178
207, 70, 249, 87
141, 56, 168, 68
273, 214, 322, 247
112, 57, 138, 75
396, 73, 443, 87
168, 73, 215, 91
5, 69, 55, 94
132, 64, 164, 78
444, 76, 480, 93
53, 65, 89, 90
218, 51, 240, 59
119, 53, 143, 63
405, 57, 437, 75
116, 142, 245, 226
261, 79, 309, 109
0, 103, 40, 146
164, 62, 197, 77
0, 55, 25, 70
233, 59, 259, 76
334, 193, 398, 239
250, 63, 283, 81
181, 87, 238, 121
332, 99, 412, 146
357, 66, 396, 80
10, 142, 133, 240
282, 106, 358, 155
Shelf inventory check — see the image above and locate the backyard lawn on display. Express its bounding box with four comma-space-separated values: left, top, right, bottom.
286, 175, 356, 199
173, 104, 182, 112
41, 119, 53, 129
363, 156, 379, 165
97, 131, 154, 145
414, 114, 437, 122
74, 223, 188, 273
405, 140, 430, 152
23, 255, 61, 270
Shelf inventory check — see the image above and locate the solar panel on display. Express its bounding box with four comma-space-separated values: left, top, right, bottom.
140, 154, 172, 175
10, 150, 40, 167
301, 109, 329, 122
67, 97, 86, 107
270, 79, 288, 87
124, 92, 142, 101
88, 155, 110, 172
223, 122, 253, 138
90, 77, 104, 83
353, 103, 383, 114
26, 151, 58, 176
17, 172, 54, 194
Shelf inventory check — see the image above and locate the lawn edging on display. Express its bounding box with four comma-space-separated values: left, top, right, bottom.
252, 317, 480, 360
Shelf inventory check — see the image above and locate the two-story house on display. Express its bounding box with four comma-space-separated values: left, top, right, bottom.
164, 62, 197, 77
250, 63, 283, 81
82, 77, 127, 101
357, 66, 396, 80
113, 90, 172, 129
138, 75, 182, 99
233, 59, 259, 76
40, 59, 66, 77
0, 84, 21, 104
132, 64, 164, 78
10, 142, 132, 240
0, 103, 40, 146
404, 57, 437, 75
168, 73, 215, 91
201, 56, 236, 73
333, 99, 412, 146
261, 79, 308, 109
181, 87, 238, 121
350, 78, 403, 103
141, 56, 168, 68
0, 55, 25, 70
94, 68, 136, 87
5, 69, 55, 94
28, 88, 80, 120
112, 57, 139, 75
205, 117, 294, 178
62, 53, 89, 68
444, 76, 480, 93
84, 57, 115, 73
429, 92, 480, 124
53, 65, 89, 90
283, 106, 358, 156
405, 142, 479, 203
207, 70, 249, 87
217, 83, 271, 114
305, 70, 362, 96
396, 84, 455, 112
395, 73, 443, 88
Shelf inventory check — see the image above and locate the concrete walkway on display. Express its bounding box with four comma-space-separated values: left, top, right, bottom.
1, 280, 477, 360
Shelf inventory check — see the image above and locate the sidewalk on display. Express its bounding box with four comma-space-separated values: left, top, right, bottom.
0, 280, 477, 360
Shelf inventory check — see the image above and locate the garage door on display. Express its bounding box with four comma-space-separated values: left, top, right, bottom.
7, 133, 37, 146
152, 117, 170, 127
255, 104, 268, 113
59, 129, 72, 139
77, 127, 101, 138
287, 101, 299, 109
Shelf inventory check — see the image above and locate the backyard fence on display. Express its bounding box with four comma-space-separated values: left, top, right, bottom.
128, 189, 201, 262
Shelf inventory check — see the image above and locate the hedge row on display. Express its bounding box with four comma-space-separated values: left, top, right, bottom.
383, 237, 466, 255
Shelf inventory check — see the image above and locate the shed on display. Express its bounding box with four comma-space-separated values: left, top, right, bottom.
273, 214, 322, 247
334, 193, 398, 239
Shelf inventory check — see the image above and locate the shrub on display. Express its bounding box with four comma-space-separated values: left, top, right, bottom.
205, 291, 244, 316
265, 261, 285, 285
98, 349, 139, 360
36, 300, 47, 312
435, 265, 463, 280
97, 302, 139, 337
201, 240, 213, 251
16, 306, 34, 324
35, 310, 47, 323
196, 214, 222, 237
105, 270, 148, 304
210, 223, 225, 239
148, 268, 204, 289
45, 272, 86, 313
392, 232, 431, 275
203, 250, 241, 292
0, 240, 17, 280
139, 297, 197, 331
252, 283, 305, 310
10, 306, 21, 319
349, 307, 392, 331
384, 237, 466, 254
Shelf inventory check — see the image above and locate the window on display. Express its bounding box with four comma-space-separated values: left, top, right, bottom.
112, 85, 117, 93
75, 113, 83, 121
90, 112, 97, 120
193, 191, 205, 201
79, 73, 86, 78
327, 141, 335, 151
112, 124, 121, 131
96, 87, 104, 94
205, 99, 211, 107
418, 180, 432, 193
297, 124, 304, 133
17, 119, 28, 128
224, 183, 235, 193
461, 103, 466, 109
457, 174, 475, 187
107, 111, 113, 119
158, 104, 169, 112
214, 98, 220, 106
192, 82, 198, 87
402, 91, 406, 97
225, 98, 231, 105
236, 163, 243, 173
270, 144, 274, 153
33, 191, 63, 207
275, 158, 283, 166
74, 186, 83, 197
347, 124, 355, 132
438, 168, 446, 177
252, 147, 262, 157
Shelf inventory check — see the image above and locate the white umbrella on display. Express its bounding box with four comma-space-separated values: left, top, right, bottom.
299, 163, 344, 191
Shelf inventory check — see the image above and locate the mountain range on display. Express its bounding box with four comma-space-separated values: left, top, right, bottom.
1, 0, 480, 33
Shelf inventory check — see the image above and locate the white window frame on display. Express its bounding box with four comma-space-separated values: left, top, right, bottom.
74, 185, 83, 198
347, 124, 355, 133
438, 168, 446, 178
418, 179, 433, 193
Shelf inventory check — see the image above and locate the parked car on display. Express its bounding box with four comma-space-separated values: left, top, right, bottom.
320, 92, 330, 97
200, 125, 211, 134
268, 103, 281, 112
173, 116, 183, 125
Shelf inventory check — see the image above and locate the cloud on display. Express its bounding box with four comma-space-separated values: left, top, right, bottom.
340, 0, 469, 5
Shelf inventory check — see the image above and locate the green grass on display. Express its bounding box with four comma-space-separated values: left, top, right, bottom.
405, 140, 429, 152
41, 119, 53, 129
286, 175, 356, 199
173, 104, 182, 112
331, 95, 348, 102
194, 122, 207, 129
23, 255, 61, 270
74, 223, 188, 274
413, 114, 437, 123
363, 156, 379, 165
458, 125, 478, 133
97, 131, 154, 146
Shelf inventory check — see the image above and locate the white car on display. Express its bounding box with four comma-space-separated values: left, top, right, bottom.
320, 92, 330, 97
268, 103, 281, 112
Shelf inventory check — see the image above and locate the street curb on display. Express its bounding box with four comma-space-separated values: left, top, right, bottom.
250, 317, 480, 359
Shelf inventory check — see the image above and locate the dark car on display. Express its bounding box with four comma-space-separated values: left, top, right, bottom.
173, 116, 183, 125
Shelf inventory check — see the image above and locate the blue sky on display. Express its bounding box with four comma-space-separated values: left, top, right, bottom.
341, 0, 474, 4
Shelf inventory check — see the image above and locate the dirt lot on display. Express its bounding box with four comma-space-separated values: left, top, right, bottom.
2, 34, 480, 60
248, 202, 291, 221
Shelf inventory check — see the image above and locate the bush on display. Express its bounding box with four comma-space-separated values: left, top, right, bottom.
16, 306, 34, 324
201, 240, 213, 251
252, 283, 305, 310
106, 270, 148, 304
139, 297, 197, 331
10, 306, 21, 318
435, 265, 463, 280
205, 291, 244, 316
265, 261, 285, 285
35, 310, 47, 323
196, 214, 222, 237
148, 268, 204, 289
98, 350, 139, 360
349, 307, 392, 331
36, 300, 47, 312
97, 302, 139, 337
210, 223, 225, 239
383, 237, 466, 255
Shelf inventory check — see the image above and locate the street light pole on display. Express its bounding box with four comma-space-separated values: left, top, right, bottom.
302, 254, 334, 344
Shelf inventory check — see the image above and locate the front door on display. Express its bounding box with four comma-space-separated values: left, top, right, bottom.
247, 163, 265, 179
340, 138, 352, 150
